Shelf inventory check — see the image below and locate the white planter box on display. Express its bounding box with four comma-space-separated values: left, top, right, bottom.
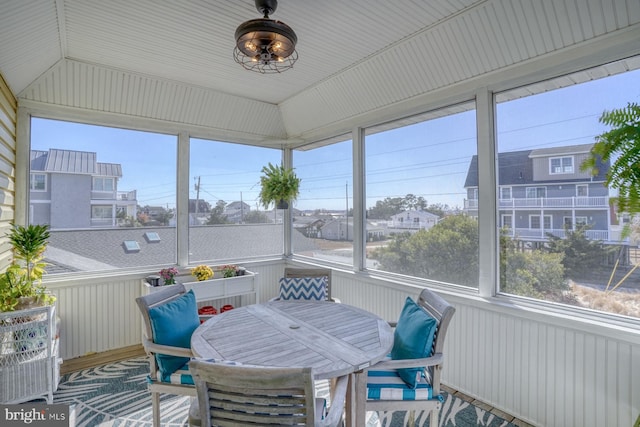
144, 271, 257, 303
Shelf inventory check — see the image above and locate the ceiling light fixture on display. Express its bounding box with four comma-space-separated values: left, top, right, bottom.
233, 0, 298, 74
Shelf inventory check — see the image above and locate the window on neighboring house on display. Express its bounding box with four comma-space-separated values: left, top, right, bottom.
576, 184, 588, 197
30, 117, 177, 273
189, 138, 282, 264
526, 187, 546, 198
365, 101, 478, 288
502, 214, 512, 229
93, 177, 114, 191
30, 173, 46, 191
496, 57, 640, 318
550, 156, 574, 174
92, 205, 113, 219
500, 187, 511, 199
293, 135, 353, 265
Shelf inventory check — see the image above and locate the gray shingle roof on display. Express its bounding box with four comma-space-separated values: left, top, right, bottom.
45, 224, 321, 272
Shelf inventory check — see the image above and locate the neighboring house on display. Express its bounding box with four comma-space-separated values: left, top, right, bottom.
30, 149, 137, 229
463, 143, 618, 242
320, 218, 386, 241
293, 216, 325, 238
388, 210, 439, 232
224, 201, 251, 223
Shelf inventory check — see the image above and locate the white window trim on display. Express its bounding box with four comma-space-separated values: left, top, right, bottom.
526, 187, 546, 198
500, 186, 511, 200
576, 184, 589, 197
30, 173, 47, 191
501, 214, 512, 228
93, 177, 115, 192
529, 214, 552, 229
549, 156, 574, 174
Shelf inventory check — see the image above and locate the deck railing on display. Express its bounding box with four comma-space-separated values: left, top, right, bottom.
465, 196, 609, 210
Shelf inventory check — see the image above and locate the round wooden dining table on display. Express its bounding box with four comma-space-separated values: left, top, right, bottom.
191, 300, 394, 380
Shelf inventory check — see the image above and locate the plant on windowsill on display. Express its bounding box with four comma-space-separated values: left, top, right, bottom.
191, 265, 214, 282
258, 162, 301, 210
159, 267, 179, 286
220, 264, 239, 278
0, 224, 56, 312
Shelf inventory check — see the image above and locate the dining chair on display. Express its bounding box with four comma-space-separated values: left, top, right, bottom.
189, 359, 349, 427
272, 267, 340, 302
352, 287, 456, 427
135, 284, 203, 427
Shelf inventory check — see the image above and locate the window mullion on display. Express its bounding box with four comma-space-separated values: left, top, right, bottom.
476, 88, 497, 298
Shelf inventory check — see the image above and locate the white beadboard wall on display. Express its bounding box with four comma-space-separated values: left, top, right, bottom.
331, 270, 640, 427
46, 261, 285, 362
46, 262, 639, 427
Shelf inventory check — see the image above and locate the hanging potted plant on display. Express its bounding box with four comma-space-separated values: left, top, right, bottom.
0, 224, 55, 312
258, 162, 301, 209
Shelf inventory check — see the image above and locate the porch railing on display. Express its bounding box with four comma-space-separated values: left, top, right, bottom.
465, 196, 609, 210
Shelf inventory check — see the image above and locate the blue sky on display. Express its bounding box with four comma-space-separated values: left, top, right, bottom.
30, 67, 639, 212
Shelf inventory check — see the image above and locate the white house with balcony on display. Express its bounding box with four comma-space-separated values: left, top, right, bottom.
388, 210, 439, 232
30, 149, 137, 229
463, 143, 619, 242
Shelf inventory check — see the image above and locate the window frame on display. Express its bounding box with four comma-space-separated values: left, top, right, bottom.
549, 156, 574, 174
30, 173, 47, 191
93, 177, 115, 192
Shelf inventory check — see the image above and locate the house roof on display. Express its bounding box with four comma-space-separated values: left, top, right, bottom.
2, 1, 638, 146
45, 224, 321, 272
30, 149, 123, 177
464, 145, 609, 188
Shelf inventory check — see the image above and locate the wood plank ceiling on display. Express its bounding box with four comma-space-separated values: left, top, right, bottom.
0, 0, 639, 146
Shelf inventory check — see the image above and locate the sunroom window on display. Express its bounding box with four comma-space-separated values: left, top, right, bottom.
496, 57, 640, 318
30, 117, 177, 273
188, 138, 282, 263
364, 101, 478, 288
292, 135, 353, 266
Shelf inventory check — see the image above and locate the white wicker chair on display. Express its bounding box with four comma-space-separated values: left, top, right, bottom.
189, 359, 349, 427
352, 288, 456, 427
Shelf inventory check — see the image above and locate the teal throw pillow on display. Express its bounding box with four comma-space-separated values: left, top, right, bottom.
148, 289, 200, 376
390, 297, 438, 388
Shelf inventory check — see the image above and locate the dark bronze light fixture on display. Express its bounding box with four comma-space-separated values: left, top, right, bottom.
233, 0, 298, 74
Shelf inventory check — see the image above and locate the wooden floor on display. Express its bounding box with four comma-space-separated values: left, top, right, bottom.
60, 346, 535, 427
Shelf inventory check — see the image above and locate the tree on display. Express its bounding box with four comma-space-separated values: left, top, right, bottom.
372, 215, 479, 286
545, 225, 614, 279
206, 200, 229, 225
500, 229, 568, 300
367, 197, 405, 219
243, 210, 270, 224
581, 102, 640, 217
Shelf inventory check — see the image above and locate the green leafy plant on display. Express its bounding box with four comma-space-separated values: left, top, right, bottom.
581, 102, 640, 218
0, 224, 55, 311
258, 162, 301, 209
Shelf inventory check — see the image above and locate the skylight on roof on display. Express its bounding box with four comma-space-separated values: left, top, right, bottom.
123, 240, 140, 253
144, 232, 161, 243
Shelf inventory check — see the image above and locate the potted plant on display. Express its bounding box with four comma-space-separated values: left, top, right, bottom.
191, 265, 214, 282
258, 162, 301, 209
0, 224, 55, 312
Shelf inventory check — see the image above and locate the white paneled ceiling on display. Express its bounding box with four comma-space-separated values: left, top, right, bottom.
1, 0, 639, 145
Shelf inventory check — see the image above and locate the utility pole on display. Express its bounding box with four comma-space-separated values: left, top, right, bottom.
240, 191, 244, 223
194, 176, 201, 217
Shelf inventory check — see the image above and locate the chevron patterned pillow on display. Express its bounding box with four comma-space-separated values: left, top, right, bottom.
278, 277, 327, 301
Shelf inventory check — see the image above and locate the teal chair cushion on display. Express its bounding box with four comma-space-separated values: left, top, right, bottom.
390, 297, 437, 388
148, 289, 200, 376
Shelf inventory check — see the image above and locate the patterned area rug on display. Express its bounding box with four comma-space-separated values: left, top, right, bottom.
47, 357, 516, 427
